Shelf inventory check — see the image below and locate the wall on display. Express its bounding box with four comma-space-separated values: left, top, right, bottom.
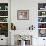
11, 0, 38, 30
11, 0, 46, 46
11, 0, 46, 30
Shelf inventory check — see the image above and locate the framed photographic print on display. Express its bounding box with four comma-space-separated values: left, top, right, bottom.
17, 10, 29, 20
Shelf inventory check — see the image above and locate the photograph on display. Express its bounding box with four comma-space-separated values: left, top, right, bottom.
0, 0, 46, 46
17, 10, 29, 20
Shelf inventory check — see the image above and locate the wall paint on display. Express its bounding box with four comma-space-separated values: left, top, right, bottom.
11, 0, 38, 30
11, 0, 46, 46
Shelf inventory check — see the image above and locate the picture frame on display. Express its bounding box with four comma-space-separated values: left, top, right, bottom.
17, 10, 29, 20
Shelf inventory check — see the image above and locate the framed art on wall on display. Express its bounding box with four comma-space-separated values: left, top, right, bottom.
17, 10, 29, 20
